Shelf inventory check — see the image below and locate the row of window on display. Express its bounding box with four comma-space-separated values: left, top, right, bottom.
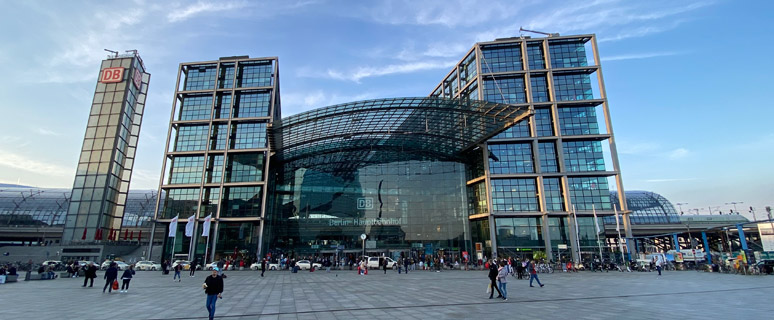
172, 122, 267, 152
182, 61, 275, 91
488, 176, 612, 213
487, 140, 607, 174
161, 186, 263, 218
166, 153, 265, 185
178, 91, 272, 121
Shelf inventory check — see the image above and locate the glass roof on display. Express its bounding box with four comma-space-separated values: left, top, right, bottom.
270, 97, 531, 171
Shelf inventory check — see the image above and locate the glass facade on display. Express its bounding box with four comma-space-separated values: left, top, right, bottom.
62, 53, 150, 243
157, 57, 278, 263
606, 191, 681, 225
488, 143, 534, 174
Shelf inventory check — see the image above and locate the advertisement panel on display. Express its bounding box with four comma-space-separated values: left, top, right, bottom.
758, 223, 774, 252
100, 67, 124, 83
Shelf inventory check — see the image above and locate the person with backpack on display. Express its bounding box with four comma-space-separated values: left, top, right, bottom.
120, 264, 136, 293
527, 258, 545, 288
487, 259, 504, 299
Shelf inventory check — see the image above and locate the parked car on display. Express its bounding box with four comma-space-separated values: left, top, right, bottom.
41, 260, 63, 269
77, 260, 95, 267
250, 262, 280, 271
295, 260, 322, 270
101, 260, 129, 270
366, 257, 398, 269
171, 260, 192, 270
135, 261, 161, 271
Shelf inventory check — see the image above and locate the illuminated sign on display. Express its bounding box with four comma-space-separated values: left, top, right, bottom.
132, 68, 142, 89
100, 67, 124, 83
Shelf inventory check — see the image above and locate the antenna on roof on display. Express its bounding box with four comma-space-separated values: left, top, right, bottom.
104, 49, 119, 58
519, 27, 560, 37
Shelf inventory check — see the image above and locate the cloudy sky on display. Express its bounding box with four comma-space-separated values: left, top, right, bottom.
0, 0, 772, 219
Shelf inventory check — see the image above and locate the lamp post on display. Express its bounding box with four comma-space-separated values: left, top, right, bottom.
676, 203, 688, 215
726, 202, 743, 214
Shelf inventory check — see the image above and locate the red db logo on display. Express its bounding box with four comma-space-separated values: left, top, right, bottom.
101, 67, 125, 83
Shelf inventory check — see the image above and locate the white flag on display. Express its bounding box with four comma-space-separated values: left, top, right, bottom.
593, 205, 601, 234
185, 215, 195, 237
168, 215, 179, 237
201, 215, 212, 237
613, 204, 621, 232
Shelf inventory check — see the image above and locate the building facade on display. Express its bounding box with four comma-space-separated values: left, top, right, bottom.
152, 56, 280, 263
62, 52, 150, 244
429, 34, 628, 262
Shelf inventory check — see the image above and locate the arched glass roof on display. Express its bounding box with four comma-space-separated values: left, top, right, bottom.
0, 188, 162, 227
605, 191, 681, 225
270, 97, 531, 172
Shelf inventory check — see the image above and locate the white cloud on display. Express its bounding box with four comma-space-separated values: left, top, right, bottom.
360, 0, 531, 28
281, 90, 379, 116
37, 128, 60, 136
617, 141, 660, 155
167, 1, 249, 23
0, 149, 72, 177
305, 60, 457, 83
602, 51, 684, 62
668, 148, 690, 159
645, 178, 697, 183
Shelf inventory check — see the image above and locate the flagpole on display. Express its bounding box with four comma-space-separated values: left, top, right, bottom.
573, 205, 581, 264
614, 204, 626, 266
593, 205, 603, 266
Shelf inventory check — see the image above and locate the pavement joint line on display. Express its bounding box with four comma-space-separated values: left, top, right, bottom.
145, 284, 774, 320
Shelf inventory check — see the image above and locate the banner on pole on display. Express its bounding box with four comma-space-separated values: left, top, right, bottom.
185, 215, 195, 237
202, 215, 212, 237
168, 215, 179, 237
593, 205, 601, 234
614, 205, 621, 232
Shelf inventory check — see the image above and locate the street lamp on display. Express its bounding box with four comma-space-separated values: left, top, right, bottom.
676, 203, 688, 215
726, 202, 744, 214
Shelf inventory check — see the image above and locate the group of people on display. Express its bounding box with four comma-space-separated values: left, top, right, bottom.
0, 263, 17, 276
487, 258, 545, 301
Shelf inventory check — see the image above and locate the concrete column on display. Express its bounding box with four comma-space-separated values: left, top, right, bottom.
737, 224, 748, 250
567, 215, 579, 262
673, 234, 680, 252
541, 214, 552, 260
701, 231, 711, 263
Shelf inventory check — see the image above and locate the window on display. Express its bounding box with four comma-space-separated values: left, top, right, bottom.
495, 217, 543, 247
562, 140, 606, 172
205, 155, 224, 183
480, 43, 522, 72
493, 121, 530, 139
460, 52, 477, 87
527, 43, 545, 69
558, 107, 599, 135
218, 63, 235, 89
221, 186, 263, 217
483, 76, 526, 104
230, 123, 267, 149
538, 142, 558, 173
178, 94, 212, 121
530, 75, 550, 103
213, 93, 231, 119
553, 73, 593, 101
237, 61, 273, 88
161, 188, 199, 219
209, 124, 228, 150
167, 156, 203, 184
534, 108, 553, 136
491, 178, 539, 212
567, 177, 612, 210
174, 125, 208, 152
233, 91, 270, 118
488, 143, 534, 174
543, 178, 565, 211
549, 40, 588, 68
226, 153, 264, 182
467, 182, 488, 216
183, 64, 216, 91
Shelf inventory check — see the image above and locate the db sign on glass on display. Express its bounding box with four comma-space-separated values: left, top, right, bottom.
101, 67, 124, 83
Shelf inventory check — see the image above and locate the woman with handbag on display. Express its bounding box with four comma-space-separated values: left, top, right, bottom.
103, 262, 118, 293
120, 265, 136, 293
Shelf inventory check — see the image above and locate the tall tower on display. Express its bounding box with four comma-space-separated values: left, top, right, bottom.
62, 51, 151, 244
151, 56, 280, 263
431, 34, 627, 262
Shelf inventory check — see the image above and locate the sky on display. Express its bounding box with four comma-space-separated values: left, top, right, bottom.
0, 0, 772, 220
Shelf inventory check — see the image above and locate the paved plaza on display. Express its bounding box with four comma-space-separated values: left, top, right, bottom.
3, 268, 773, 319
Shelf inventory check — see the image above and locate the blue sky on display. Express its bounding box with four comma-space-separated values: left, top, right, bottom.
0, 0, 772, 219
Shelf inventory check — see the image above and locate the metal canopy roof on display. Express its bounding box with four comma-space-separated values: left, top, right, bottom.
269, 97, 531, 172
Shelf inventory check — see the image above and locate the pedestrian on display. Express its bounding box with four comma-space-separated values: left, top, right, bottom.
497, 261, 508, 300
203, 268, 224, 320
162, 260, 169, 275
488, 259, 503, 299
655, 257, 663, 276
103, 262, 118, 293
82, 262, 98, 287
217, 258, 225, 276
528, 259, 545, 288
120, 265, 136, 293
190, 258, 198, 277
382, 258, 388, 274
173, 262, 182, 282
260, 258, 267, 277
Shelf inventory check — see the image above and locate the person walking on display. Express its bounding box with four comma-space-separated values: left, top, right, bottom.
203, 268, 224, 320
404, 257, 410, 274
82, 262, 97, 287
103, 262, 118, 293
217, 259, 225, 276
528, 259, 545, 288
173, 262, 182, 282
162, 260, 169, 275
382, 258, 388, 274
190, 258, 199, 277
260, 258, 267, 277
497, 261, 508, 300
655, 257, 663, 276
488, 259, 503, 299
120, 265, 135, 293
